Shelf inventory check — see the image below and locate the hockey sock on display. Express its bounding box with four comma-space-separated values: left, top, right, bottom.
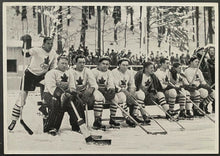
120, 102, 128, 117
94, 100, 103, 118
136, 99, 145, 116
186, 94, 193, 110
158, 97, 169, 111
202, 95, 214, 107
110, 103, 118, 118
177, 95, 186, 110
168, 97, 176, 111
11, 104, 21, 121
191, 95, 200, 110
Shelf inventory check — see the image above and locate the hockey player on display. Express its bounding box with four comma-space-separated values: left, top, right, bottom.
135, 61, 170, 118
154, 58, 178, 118
43, 55, 82, 135
167, 62, 194, 119
111, 58, 142, 127
184, 56, 215, 116
8, 37, 57, 131
70, 55, 106, 130
91, 57, 121, 127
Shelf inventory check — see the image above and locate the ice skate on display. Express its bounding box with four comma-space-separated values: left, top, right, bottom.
93, 118, 106, 131
178, 109, 187, 120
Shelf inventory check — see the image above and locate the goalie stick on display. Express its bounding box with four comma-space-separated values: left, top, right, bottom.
70, 101, 111, 145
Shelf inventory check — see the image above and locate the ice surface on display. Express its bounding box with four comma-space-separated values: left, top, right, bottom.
5, 91, 217, 154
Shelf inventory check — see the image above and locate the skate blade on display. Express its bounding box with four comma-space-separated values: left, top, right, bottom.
109, 125, 120, 129
92, 126, 107, 131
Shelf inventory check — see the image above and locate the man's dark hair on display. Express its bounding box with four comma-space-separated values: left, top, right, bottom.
43, 37, 52, 44
57, 54, 68, 62
143, 62, 153, 69
160, 58, 169, 64
75, 54, 85, 63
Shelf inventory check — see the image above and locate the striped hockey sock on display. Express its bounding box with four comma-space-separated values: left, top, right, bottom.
11, 104, 21, 121
191, 95, 200, 110
110, 103, 118, 118
202, 95, 215, 107
186, 95, 192, 110
177, 95, 186, 110
94, 100, 103, 118
120, 103, 128, 117
158, 97, 169, 111
168, 97, 176, 111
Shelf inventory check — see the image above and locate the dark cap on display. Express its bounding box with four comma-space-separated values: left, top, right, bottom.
173, 62, 181, 68
189, 56, 199, 63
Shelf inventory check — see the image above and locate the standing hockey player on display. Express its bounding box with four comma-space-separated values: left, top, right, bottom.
135, 62, 170, 118
184, 56, 215, 115
8, 37, 57, 131
111, 58, 141, 127
70, 55, 106, 130
154, 58, 178, 118
91, 57, 120, 127
168, 62, 194, 119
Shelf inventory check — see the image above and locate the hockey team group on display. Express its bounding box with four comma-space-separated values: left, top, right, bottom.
8, 36, 216, 145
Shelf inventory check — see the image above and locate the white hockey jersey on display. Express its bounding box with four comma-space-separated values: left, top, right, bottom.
168, 71, 189, 87
154, 68, 169, 89
27, 47, 57, 76
184, 67, 206, 87
91, 68, 115, 89
70, 67, 98, 91
141, 74, 153, 91
111, 68, 135, 91
44, 68, 76, 95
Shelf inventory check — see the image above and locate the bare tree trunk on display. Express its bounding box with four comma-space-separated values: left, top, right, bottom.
146, 6, 150, 58
207, 7, 214, 44
80, 6, 87, 50
192, 6, 195, 42
102, 12, 105, 55
97, 6, 101, 57
204, 7, 207, 45
195, 6, 199, 47
57, 6, 62, 54
124, 13, 128, 48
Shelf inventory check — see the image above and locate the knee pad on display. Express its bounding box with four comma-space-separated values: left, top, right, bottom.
135, 90, 145, 101
198, 88, 208, 99
156, 92, 165, 99
167, 89, 177, 98
93, 90, 105, 103
185, 90, 190, 96
115, 92, 126, 104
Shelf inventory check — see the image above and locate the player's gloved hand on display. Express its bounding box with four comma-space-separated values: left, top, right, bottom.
60, 92, 71, 108
184, 84, 197, 92
106, 88, 116, 101
198, 84, 212, 93
149, 88, 157, 94
40, 63, 49, 70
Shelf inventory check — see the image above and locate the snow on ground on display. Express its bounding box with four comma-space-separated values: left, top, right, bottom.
4, 91, 217, 154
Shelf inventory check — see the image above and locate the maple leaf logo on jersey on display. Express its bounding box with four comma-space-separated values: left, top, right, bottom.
76, 76, 83, 85
179, 77, 183, 82
44, 56, 50, 65
98, 77, 106, 85
196, 74, 199, 79
121, 79, 127, 86
145, 79, 151, 86
61, 73, 68, 82
165, 76, 169, 82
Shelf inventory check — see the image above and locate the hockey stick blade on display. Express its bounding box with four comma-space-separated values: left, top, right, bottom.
88, 139, 111, 145
150, 131, 167, 135
91, 135, 102, 139
20, 119, 33, 135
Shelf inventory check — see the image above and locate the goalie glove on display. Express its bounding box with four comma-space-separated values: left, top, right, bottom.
106, 88, 116, 101
60, 92, 72, 108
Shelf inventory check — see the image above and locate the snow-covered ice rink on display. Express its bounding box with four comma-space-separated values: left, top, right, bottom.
4, 91, 218, 154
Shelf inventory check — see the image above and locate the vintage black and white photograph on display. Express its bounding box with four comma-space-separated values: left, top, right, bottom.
3, 2, 218, 154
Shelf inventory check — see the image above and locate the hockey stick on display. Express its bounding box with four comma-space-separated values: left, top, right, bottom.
190, 49, 208, 85
20, 41, 33, 135
112, 100, 164, 135
70, 101, 111, 145
129, 94, 168, 134
168, 82, 215, 124
150, 99, 185, 131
